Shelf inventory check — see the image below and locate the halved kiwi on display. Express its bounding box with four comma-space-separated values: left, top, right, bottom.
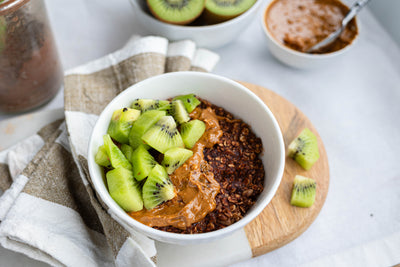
131, 99, 170, 112
204, 0, 256, 24
147, 0, 206, 25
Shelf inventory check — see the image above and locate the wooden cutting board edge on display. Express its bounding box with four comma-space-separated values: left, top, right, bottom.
239, 82, 330, 257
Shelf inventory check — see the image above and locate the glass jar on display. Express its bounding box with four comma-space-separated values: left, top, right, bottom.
0, 0, 62, 113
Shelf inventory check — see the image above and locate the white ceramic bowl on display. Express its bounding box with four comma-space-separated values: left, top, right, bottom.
261, 0, 359, 69
130, 0, 263, 48
88, 72, 285, 244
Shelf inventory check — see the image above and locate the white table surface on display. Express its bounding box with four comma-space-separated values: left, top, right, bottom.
1, 0, 399, 266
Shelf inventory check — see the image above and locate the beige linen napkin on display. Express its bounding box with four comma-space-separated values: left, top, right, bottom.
0, 35, 219, 266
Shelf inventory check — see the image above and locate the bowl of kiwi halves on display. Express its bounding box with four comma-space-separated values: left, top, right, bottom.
87, 71, 285, 244
130, 0, 263, 48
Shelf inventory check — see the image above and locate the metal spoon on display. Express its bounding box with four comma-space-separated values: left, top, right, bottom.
307, 0, 371, 53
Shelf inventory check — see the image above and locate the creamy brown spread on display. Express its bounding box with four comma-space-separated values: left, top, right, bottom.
265, 0, 358, 53
128, 107, 223, 229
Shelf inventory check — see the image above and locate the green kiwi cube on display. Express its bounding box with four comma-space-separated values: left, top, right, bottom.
288, 128, 320, 170
162, 147, 193, 174
128, 110, 166, 150
141, 116, 184, 153
121, 144, 134, 162
131, 99, 170, 112
172, 94, 201, 113
103, 134, 132, 170
131, 145, 157, 181
107, 108, 140, 144
142, 164, 176, 210
172, 99, 190, 124
157, 102, 173, 115
290, 175, 316, 208
95, 145, 111, 168
106, 167, 143, 212
180, 119, 206, 149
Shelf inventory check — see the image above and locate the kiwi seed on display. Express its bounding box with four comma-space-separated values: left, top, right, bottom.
288, 128, 320, 170
290, 175, 316, 208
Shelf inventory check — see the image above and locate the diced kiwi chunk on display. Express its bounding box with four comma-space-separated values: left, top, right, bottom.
131, 145, 157, 181
157, 102, 173, 115
95, 145, 111, 168
121, 144, 134, 162
171, 99, 190, 124
106, 167, 143, 212
107, 108, 140, 144
103, 134, 132, 170
131, 99, 170, 112
128, 110, 166, 150
142, 164, 176, 210
290, 175, 316, 208
288, 128, 320, 170
172, 94, 201, 113
180, 119, 206, 149
162, 147, 193, 174
141, 116, 184, 153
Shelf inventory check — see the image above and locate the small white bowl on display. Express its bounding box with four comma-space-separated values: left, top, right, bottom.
261, 0, 359, 69
88, 72, 285, 244
130, 0, 263, 48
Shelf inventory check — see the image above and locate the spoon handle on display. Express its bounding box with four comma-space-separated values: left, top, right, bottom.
342, 0, 371, 26
307, 0, 371, 53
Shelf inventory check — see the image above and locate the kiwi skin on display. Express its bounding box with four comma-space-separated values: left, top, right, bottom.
203, 0, 256, 24
288, 128, 320, 170
147, 0, 206, 26
290, 175, 316, 208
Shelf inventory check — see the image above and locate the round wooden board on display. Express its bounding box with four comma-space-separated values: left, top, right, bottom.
240, 82, 330, 257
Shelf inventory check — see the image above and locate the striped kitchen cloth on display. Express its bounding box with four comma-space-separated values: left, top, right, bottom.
0, 35, 219, 267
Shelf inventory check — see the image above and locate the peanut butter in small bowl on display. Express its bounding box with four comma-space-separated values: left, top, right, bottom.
261, 0, 360, 68
265, 0, 358, 54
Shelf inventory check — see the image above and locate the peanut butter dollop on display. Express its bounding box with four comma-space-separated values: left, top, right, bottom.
128, 107, 223, 229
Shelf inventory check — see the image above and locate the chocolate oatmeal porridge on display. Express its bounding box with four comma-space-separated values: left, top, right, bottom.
130, 99, 265, 234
